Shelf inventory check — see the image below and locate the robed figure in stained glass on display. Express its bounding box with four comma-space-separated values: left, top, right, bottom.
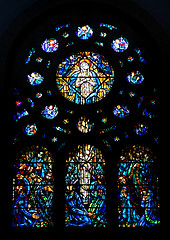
118, 146, 160, 227
65, 145, 106, 227
56, 52, 114, 105
12, 146, 54, 227
75, 59, 97, 104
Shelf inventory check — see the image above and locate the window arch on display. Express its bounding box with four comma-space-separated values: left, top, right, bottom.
7, 0, 161, 231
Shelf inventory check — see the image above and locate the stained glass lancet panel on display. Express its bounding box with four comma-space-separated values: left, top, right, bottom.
12, 146, 54, 227
118, 145, 160, 227
65, 144, 106, 227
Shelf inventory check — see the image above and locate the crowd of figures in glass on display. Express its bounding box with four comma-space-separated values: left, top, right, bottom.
65, 145, 106, 227
12, 146, 54, 227
118, 145, 160, 227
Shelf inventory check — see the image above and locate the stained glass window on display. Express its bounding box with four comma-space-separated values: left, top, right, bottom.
65, 144, 106, 227
76, 25, 93, 40
24, 124, 37, 136
134, 124, 148, 135
56, 51, 114, 104
113, 105, 130, 118
77, 116, 94, 133
127, 71, 144, 84
41, 38, 59, 52
111, 37, 129, 52
8, 10, 160, 230
118, 145, 160, 227
41, 105, 58, 119
12, 146, 54, 227
27, 72, 44, 86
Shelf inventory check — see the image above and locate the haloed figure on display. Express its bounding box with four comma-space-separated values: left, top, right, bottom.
76, 59, 96, 100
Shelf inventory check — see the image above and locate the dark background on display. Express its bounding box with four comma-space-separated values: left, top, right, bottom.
3, 0, 166, 233
0, 0, 170, 39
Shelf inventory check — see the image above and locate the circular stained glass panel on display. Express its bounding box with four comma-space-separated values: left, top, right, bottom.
41, 105, 58, 119
76, 25, 93, 40
111, 37, 129, 52
41, 38, 59, 52
77, 116, 94, 133
24, 124, 37, 136
56, 51, 114, 105
113, 105, 130, 118
27, 72, 44, 85
127, 71, 144, 84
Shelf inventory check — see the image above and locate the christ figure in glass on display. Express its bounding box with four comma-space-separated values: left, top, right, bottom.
75, 59, 96, 103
